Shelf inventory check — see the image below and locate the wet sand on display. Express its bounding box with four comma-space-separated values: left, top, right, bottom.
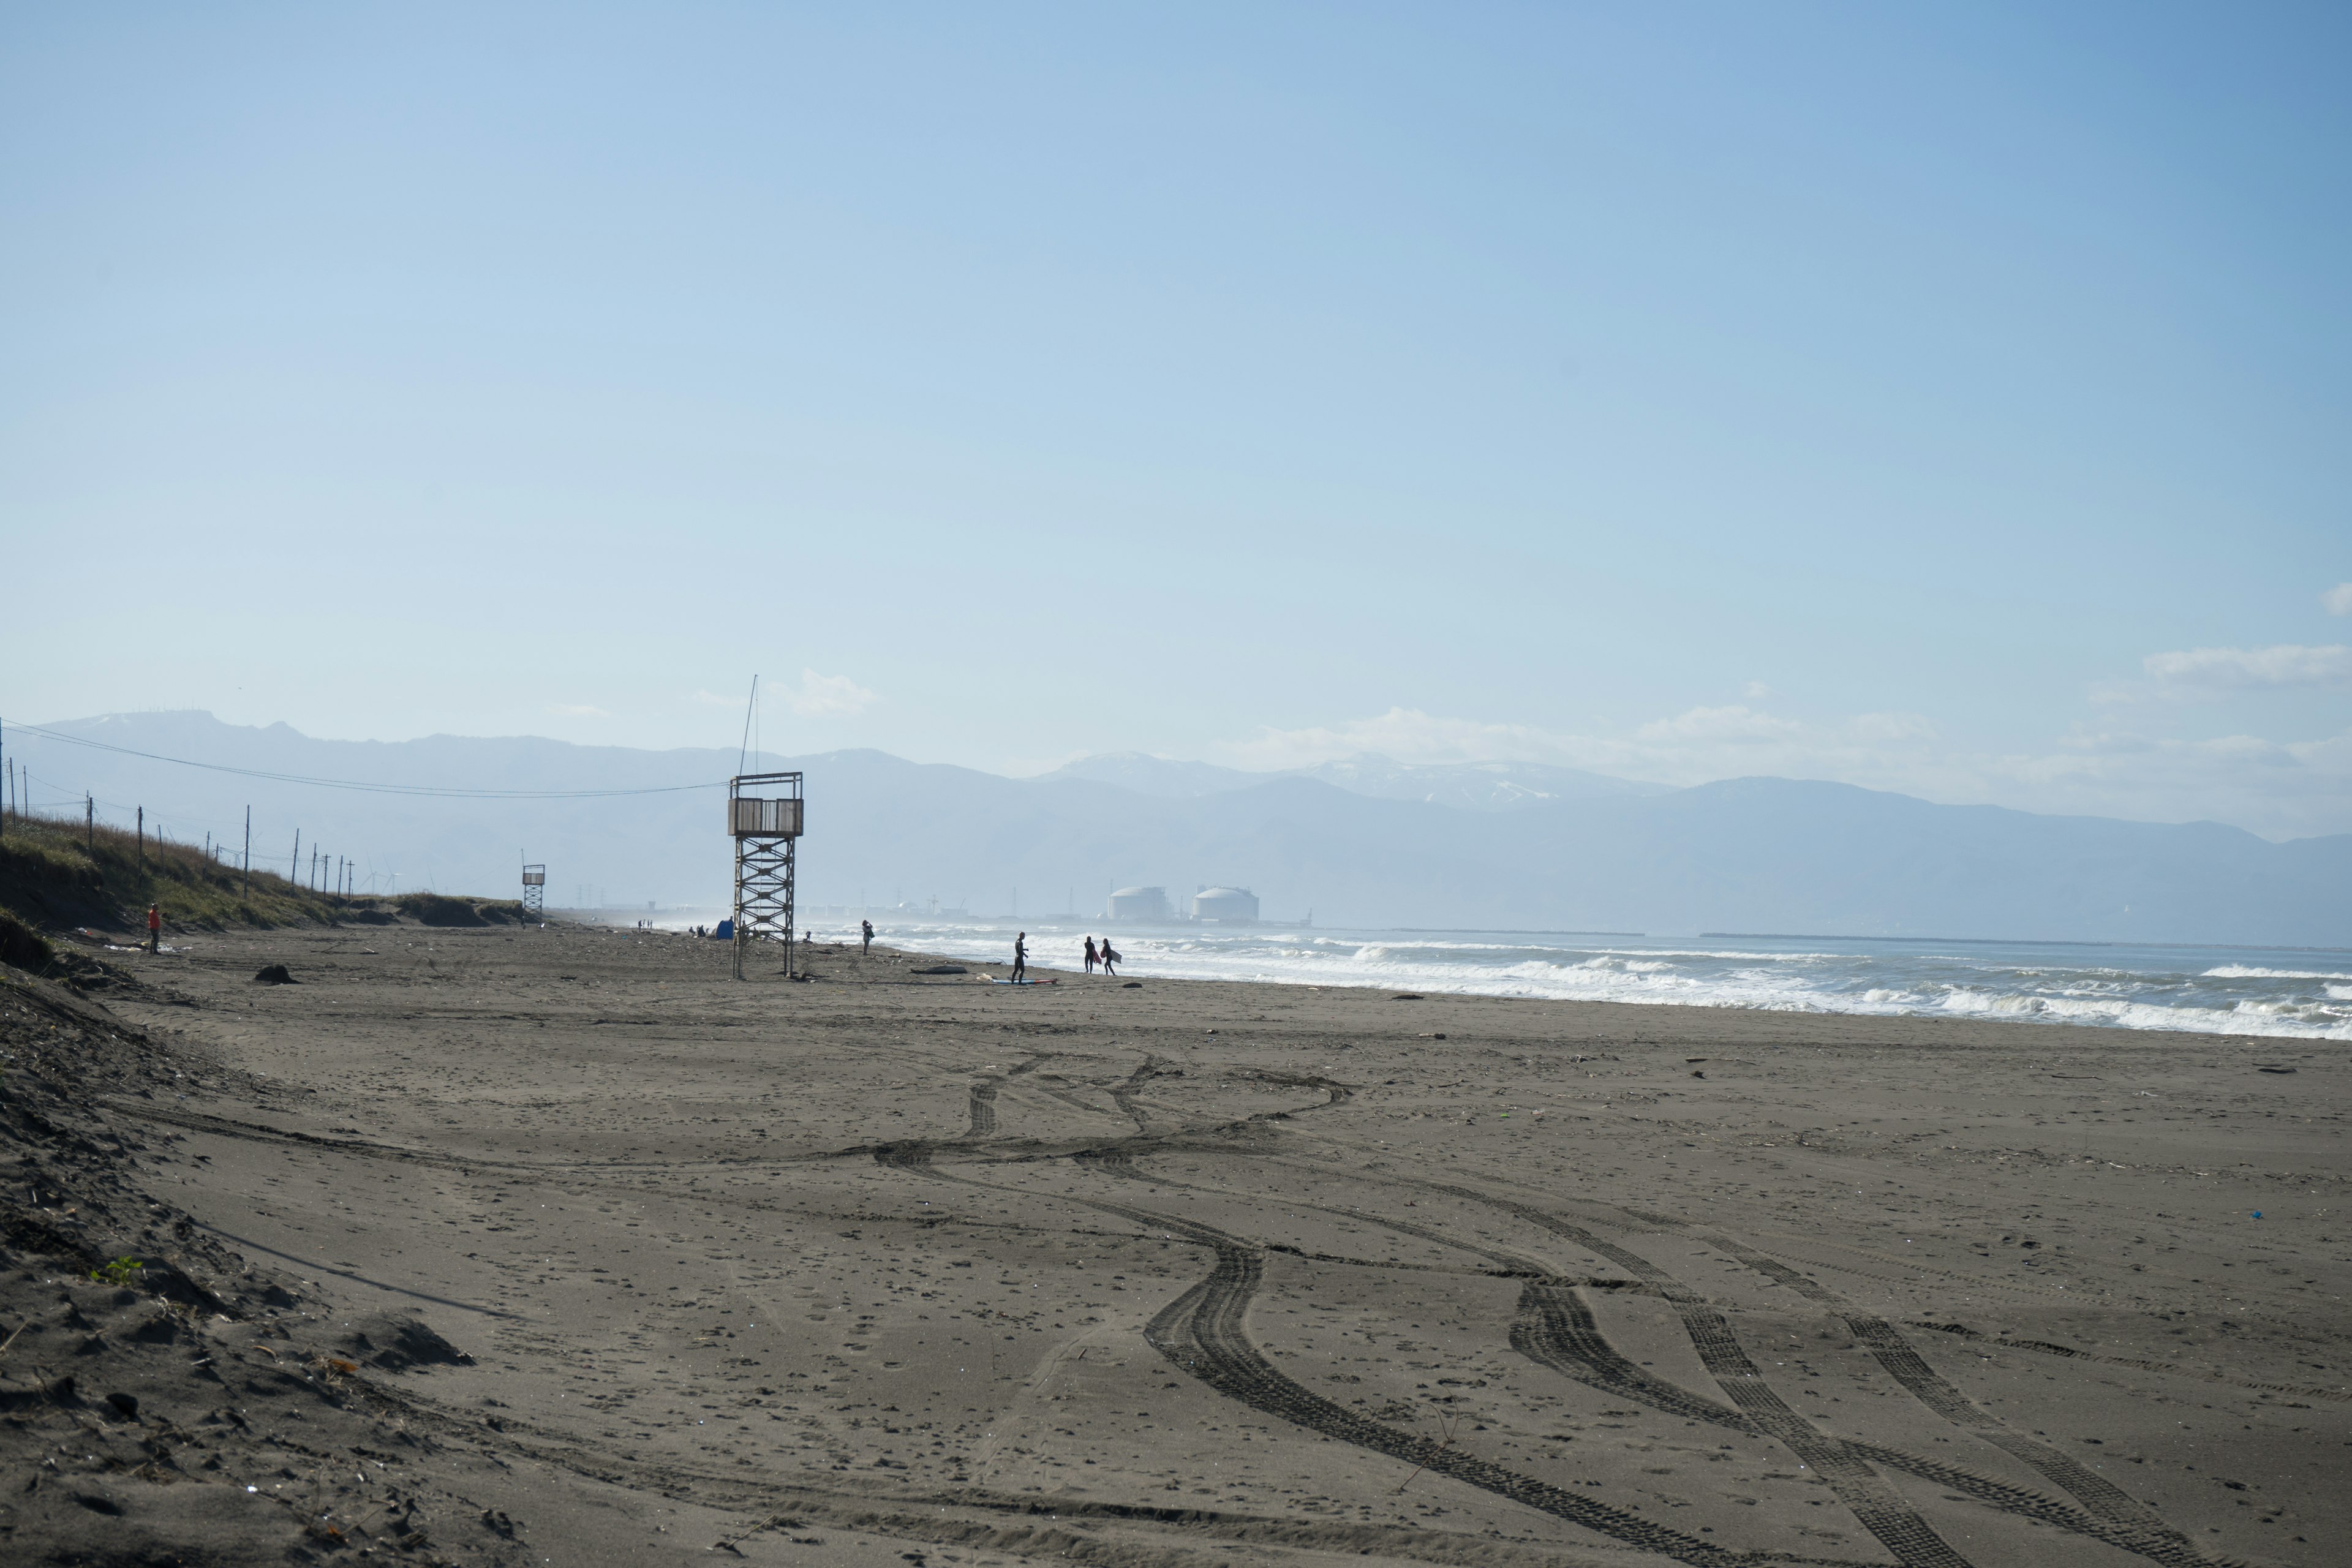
40, 921, 2352, 1564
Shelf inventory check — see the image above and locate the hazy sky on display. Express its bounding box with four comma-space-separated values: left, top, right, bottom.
6, 4, 2348, 837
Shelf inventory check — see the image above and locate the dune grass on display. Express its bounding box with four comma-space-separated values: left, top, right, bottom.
0, 809, 529, 937
1, 809, 344, 932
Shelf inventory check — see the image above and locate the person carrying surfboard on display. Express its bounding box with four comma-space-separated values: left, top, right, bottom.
1083, 936, 1098, 973
1012, 932, 1027, 983
1099, 938, 1119, 978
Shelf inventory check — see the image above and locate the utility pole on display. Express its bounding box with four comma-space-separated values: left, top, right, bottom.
137, 806, 145, 864
292, 829, 300, 884
243, 807, 251, 897
86, 793, 94, 849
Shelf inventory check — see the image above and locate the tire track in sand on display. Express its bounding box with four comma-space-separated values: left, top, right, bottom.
963, 1078, 1000, 1138
366, 1374, 1782, 1568
1144, 1222, 1864, 1568
883, 1140, 1898, 1567
1239, 1153, 2213, 1567
1510, 1280, 2218, 1568
1692, 1231, 2211, 1567
1109, 1144, 2220, 1567
1084, 1145, 1972, 1568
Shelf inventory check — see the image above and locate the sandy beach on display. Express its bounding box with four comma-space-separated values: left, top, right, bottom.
4, 919, 2344, 1566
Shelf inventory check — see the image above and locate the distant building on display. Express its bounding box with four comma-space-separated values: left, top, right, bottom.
1191, 886, 1259, 924
1107, 886, 1170, 921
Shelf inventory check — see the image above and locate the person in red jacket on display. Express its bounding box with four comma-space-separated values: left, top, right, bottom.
146, 903, 161, 954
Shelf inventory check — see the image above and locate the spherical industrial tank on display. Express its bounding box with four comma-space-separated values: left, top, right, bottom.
1191, 886, 1259, 924
1107, 886, 1170, 921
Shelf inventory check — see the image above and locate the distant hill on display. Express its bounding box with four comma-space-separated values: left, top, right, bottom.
1291, 755, 1672, 810
1036, 750, 1668, 810
9, 712, 2346, 944
1035, 752, 1261, 797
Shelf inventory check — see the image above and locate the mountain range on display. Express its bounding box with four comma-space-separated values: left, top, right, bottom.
1038, 752, 1673, 810
7, 712, 2346, 944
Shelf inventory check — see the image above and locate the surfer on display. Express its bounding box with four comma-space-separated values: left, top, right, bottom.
1083, 936, 1099, 973
1012, 932, 1027, 983
1099, 938, 1119, 978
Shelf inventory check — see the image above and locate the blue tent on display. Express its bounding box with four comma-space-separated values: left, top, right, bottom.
713, 918, 734, 940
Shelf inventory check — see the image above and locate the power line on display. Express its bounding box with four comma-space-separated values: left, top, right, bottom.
4, 721, 726, 800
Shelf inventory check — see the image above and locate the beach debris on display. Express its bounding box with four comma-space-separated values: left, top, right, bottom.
1691, 1069, 1706, 1079
334, 1313, 473, 1372
251, 964, 297, 986
714, 1513, 804, 1554
1390, 993, 1424, 1001
1122, 981, 1142, 988
104, 1391, 139, 1420
2256, 1065, 2296, 1074
913, 965, 967, 975
1394, 1408, 1461, 1493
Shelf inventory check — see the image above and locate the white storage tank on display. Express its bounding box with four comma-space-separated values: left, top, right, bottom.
1107, 886, 1170, 922
1191, 886, 1259, 924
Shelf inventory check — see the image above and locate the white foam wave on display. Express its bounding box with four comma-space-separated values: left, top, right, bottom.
820, 920, 2352, 1041
1938, 988, 2350, 1039
2203, 965, 2352, 981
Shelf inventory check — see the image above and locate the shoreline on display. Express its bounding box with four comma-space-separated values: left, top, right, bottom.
799, 921, 2352, 1044
4, 921, 2341, 1564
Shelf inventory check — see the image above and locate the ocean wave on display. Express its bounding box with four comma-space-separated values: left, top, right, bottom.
822, 921, 2352, 1041
1938, 988, 2351, 1039
2203, 965, 2352, 981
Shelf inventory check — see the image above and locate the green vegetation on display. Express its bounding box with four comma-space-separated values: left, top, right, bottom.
0, 810, 349, 933
0, 810, 532, 947
0, 905, 55, 973
90, 1256, 144, 1287
398, 891, 532, 927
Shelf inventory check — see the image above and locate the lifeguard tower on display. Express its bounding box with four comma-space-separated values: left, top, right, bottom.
728, 772, 803, 979
521, 862, 546, 921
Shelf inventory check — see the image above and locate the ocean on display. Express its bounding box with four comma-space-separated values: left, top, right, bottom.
804, 918, 2352, 1042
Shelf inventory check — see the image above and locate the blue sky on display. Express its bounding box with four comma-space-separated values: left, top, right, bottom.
5, 2, 2348, 837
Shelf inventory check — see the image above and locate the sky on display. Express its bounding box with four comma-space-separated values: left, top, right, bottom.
4, 2, 2348, 839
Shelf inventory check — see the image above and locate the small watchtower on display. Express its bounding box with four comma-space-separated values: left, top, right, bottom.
728, 772, 804, 979
521, 862, 546, 921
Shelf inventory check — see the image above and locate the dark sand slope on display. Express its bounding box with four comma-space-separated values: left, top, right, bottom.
15, 922, 2346, 1566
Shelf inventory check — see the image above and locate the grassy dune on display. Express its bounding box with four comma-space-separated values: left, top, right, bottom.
0, 809, 530, 951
